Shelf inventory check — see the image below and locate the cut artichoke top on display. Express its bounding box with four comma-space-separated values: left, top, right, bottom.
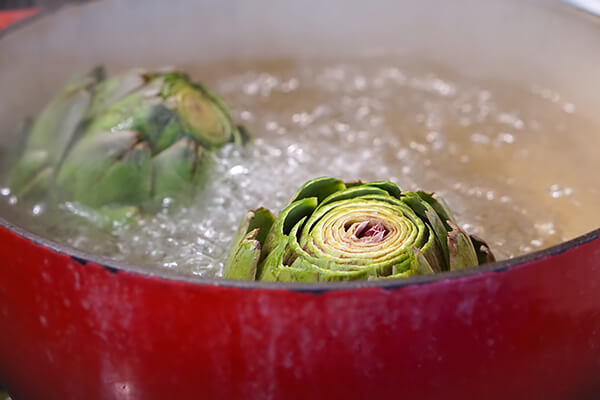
8, 67, 245, 213
224, 177, 495, 282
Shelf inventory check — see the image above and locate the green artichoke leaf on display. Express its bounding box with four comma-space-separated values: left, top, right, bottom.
257, 242, 289, 281
84, 68, 147, 119
93, 142, 153, 206
411, 246, 436, 275
469, 234, 496, 265
416, 190, 457, 228
56, 130, 152, 208
8, 68, 100, 197
402, 192, 450, 266
132, 104, 184, 154
289, 176, 346, 203
11, 166, 55, 201
418, 227, 445, 273
315, 186, 389, 211
151, 137, 207, 203
261, 197, 318, 256
289, 256, 369, 282
225, 177, 495, 282
83, 89, 154, 135
223, 208, 276, 280
224, 229, 263, 280
447, 221, 479, 271
364, 180, 403, 199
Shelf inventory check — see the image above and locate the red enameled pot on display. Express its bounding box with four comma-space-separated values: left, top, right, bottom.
1, 1, 599, 399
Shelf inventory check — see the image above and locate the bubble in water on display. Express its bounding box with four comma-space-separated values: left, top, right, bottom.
32, 204, 44, 216
495, 132, 515, 145
470, 133, 490, 145
548, 184, 574, 199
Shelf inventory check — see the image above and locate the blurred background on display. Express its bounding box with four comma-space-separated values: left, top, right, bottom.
0, 0, 89, 9
0, 0, 37, 7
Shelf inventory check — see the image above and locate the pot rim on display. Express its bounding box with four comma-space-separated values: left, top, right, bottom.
1, 0, 599, 292
2, 215, 598, 291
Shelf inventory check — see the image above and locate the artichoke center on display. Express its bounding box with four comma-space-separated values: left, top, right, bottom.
346, 219, 389, 243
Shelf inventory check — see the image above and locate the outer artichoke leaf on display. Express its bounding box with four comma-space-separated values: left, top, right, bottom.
374, 262, 394, 278
9, 72, 96, 196
7, 150, 50, 197
257, 242, 287, 281
282, 216, 308, 266
316, 186, 388, 210
131, 103, 183, 154
280, 197, 319, 236
226, 207, 277, 262
424, 208, 451, 268
416, 190, 457, 228
26, 88, 92, 160
223, 229, 262, 280
388, 259, 416, 279
288, 257, 368, 282
419, 230, 445, 273
278, 257, 320, 282
83, 90, 150, 134
261, 197, 317, 260
57, 130, 139, 181
248, 208, 277, 246
377, 260, 414, 279
228, 210, 261, 253
289, 176, 346, 204
469, 234, 496, 264
347, 193, 404, 207
401, 192, 427, 218
56, 130, 148, 207
412, 246, 435, 275
152, 138, 203, 202
85, 68, 147, 119
365, 181, 402, 199
12, 166, 54, 200
263, 197, 317, 257
84, 142, 152, 207
403, 193, 450, 266
447, 222, 479, 271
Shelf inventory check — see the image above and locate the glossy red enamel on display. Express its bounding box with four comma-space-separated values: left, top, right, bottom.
1, 225, 599, 399
0, 9, 37, 30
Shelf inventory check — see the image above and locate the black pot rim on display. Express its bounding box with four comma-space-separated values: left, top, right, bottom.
1, 0, 599, 292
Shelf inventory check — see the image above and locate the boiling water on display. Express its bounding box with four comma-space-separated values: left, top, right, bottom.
2, 59, 599, 278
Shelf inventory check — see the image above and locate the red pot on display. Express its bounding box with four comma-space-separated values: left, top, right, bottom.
1, 1, 599, 399
0, 9, 37, 30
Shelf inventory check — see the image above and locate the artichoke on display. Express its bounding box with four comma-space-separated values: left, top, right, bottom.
8, 66, 244, 219
224, 177, 495, 282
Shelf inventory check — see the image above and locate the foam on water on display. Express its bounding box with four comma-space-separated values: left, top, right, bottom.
2, 59, 599, 278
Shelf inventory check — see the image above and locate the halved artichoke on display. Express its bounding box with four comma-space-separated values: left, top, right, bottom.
224, 177, 495, 282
